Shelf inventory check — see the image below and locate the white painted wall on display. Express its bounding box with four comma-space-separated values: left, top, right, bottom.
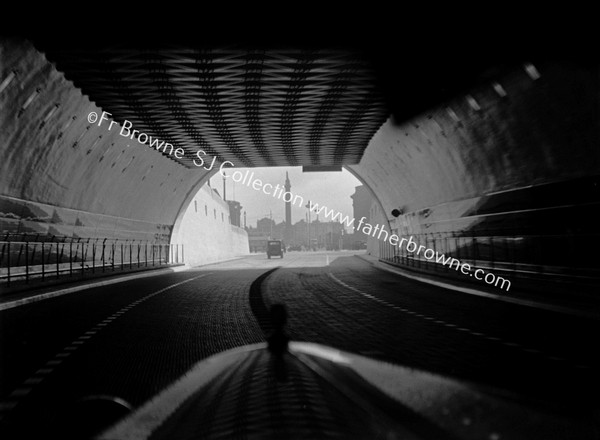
173, 185, 249, 267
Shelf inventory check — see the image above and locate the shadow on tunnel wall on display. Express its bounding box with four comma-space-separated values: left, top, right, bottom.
397, 175, 600, 269
359, 59, 600, 296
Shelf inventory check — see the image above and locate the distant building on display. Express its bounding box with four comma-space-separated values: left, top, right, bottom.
247, 229, 270, 253
284, 172, 292, 244
227, 200, 242, 227
351, 185, 371, 238
247, 215, 344, 251
246, 172, 292, 251
247, 217, 279, 252
305, 218, 344, 250
246, 174, 364, 252
343, 185, 373, 249
256, 217, 277, 236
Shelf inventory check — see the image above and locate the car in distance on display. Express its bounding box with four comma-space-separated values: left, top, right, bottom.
267, 240, 284, 259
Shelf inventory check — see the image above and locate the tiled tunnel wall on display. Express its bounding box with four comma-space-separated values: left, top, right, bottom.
0, 39, 249, 267
350, 62, 600, 269
0, 40, 212, 244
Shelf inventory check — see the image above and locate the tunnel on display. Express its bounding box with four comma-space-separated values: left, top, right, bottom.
1, 32, 599, 439
2, 38, 598, 286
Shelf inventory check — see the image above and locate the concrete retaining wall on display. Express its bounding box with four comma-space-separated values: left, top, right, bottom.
172, 185, 249, 267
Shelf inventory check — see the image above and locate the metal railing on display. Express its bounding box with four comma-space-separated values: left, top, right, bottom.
379, 232, 600, 279
0, 237, 184, 287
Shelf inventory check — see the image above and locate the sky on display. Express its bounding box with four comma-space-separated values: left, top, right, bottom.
207, 166, 362, 230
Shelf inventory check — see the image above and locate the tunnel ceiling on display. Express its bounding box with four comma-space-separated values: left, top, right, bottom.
40, 46, 390, 169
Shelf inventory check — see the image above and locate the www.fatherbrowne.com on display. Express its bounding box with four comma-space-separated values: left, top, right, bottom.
311, 205, 510, 292
225, 169, 511, 292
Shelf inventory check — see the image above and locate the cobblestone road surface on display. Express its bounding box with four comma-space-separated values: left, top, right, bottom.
0, 251, 597, 438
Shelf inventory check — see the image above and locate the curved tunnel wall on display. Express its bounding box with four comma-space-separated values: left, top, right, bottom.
0, 39, 247, 263
350, 62, 599, 269
172, 184, 249, 267
0, 40, 202, 241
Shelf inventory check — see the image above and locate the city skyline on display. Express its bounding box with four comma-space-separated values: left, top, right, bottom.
208, 166, 361, 230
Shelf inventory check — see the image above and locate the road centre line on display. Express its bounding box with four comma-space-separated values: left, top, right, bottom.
326, 272, 587, 369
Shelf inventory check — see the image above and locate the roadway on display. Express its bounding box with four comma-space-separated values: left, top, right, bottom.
0, 251, 598, 437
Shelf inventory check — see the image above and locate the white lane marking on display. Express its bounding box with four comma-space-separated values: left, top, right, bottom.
10, 388, 32, 397
503, 342, 521, 347
0, 402, 17, 412
327, 272, 588, 369
0, 272, 212, 421
0, 267, 187, 312
24, 377, 44, 385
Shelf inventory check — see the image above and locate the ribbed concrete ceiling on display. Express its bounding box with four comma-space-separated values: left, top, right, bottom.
43, 47, 389, 168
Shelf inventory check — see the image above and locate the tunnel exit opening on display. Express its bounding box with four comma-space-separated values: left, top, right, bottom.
168, 164, 390, 266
